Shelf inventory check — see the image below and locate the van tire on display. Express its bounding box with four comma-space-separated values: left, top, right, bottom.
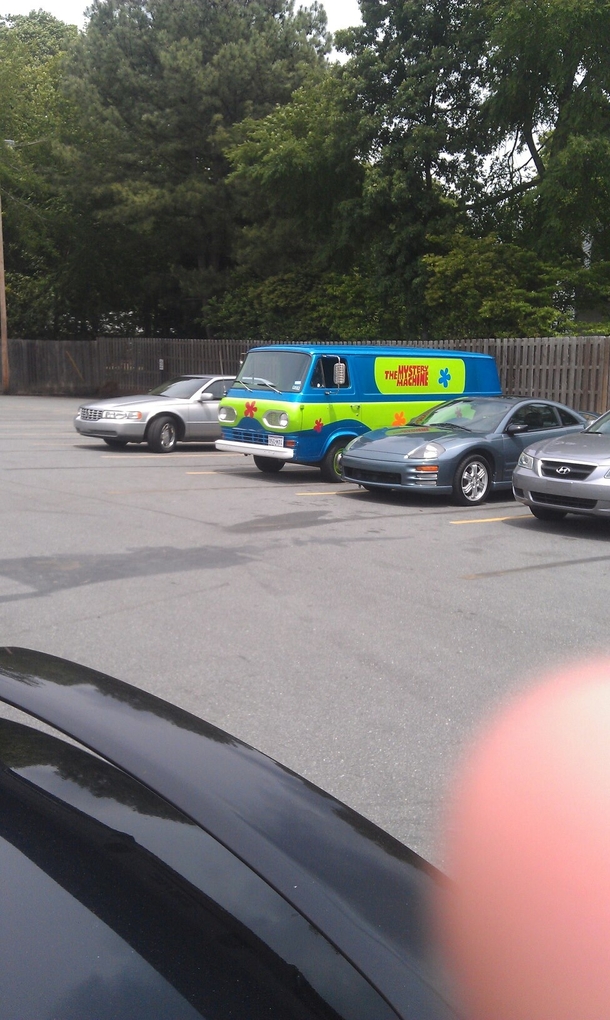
253, 456, 284, 473
320, 440, 347, 483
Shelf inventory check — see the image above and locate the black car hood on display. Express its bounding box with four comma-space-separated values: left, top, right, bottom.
0, 647, 456, 1020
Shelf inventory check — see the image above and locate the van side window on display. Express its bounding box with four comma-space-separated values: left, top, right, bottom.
311, 357, 350, 388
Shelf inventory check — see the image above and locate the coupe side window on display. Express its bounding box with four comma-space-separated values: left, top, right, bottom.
557, 407, 581, 426
509, 403, 559, 431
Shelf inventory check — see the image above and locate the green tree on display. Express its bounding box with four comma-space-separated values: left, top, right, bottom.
479, 0, 610, 258
0, 12, 79, 337
423, 234, 573, 338
62, 0, 330, 335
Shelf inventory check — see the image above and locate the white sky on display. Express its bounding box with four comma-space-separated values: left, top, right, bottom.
0, 0, 362, 35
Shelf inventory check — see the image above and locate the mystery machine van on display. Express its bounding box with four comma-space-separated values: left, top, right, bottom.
216, 345, 501, 481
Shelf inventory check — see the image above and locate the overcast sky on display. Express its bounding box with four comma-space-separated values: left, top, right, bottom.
0, 0, 362, 35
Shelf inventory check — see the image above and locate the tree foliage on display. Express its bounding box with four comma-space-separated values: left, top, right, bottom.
0, 0, 608, 339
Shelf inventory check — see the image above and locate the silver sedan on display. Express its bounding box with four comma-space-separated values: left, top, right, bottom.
74, 375, 235, 452
513, 408, 610, 521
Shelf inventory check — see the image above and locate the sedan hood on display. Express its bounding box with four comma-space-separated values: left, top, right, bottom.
349, 425, 466, 456
83, 395, 178, 410
528, 432, 610, 464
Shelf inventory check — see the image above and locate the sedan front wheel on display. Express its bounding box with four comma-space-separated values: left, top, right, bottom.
453, 455, 491, 505
147, 415, 178, 453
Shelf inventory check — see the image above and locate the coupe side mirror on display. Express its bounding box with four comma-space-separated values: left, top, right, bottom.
506, 422, 530, 435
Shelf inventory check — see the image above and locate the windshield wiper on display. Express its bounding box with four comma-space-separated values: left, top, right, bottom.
235, 378, 253, 391
421, 421, 472, 432
253, 378, 281, 392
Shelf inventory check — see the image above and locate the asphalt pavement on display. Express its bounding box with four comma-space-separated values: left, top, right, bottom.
2, 394, 609, 866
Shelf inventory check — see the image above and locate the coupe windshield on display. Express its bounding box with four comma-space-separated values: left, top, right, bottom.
149, 376, 210, 399
235, 351, 311, 393
412, 398, 516, 432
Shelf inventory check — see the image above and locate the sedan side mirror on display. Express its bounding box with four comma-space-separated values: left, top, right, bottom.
199, 391, 214, 402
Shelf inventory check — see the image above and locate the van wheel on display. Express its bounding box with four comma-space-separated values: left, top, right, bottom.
320, 440, 347, 483
253, 456, 284, 473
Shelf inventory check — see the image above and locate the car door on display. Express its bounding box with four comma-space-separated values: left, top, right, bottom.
500, 403, 569, 480
186, 379, 232, 441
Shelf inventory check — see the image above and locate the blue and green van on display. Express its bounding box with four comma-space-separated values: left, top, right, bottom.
216, 345, 501, 481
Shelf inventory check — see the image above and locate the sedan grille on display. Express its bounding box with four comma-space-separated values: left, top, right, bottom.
80, 408, 103, 421
531, 491, 597, 510
540, 460, 595, 480
344, 466, 402, 485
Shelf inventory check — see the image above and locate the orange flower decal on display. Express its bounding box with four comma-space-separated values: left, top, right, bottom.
392, 411, 406, 426
244, 401, 257, 418
314, 418, 323, 432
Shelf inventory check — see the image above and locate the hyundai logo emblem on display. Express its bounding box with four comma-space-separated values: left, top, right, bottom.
556, 466, 571, 475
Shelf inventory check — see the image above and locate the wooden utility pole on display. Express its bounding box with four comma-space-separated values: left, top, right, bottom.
0, 189, 8, 394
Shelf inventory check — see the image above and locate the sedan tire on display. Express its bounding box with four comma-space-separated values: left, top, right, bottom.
529, 505, 568, 522
453, 455, 491, 505
147, 415, 178, 453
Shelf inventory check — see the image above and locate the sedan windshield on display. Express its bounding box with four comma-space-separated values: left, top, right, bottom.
411, 398, 517, 432
585, 410, 610, 434
149, 377, 209, 399
235, 351, 311, 393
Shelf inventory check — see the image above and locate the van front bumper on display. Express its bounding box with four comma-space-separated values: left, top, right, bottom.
215, 439, 295, 460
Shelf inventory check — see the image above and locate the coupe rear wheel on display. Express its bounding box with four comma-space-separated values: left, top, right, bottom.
103, 438, 128, 448
253, 456, 284, 473
147, 416, 178, 453
529, 505, 567, 522
453, 455, 491, 505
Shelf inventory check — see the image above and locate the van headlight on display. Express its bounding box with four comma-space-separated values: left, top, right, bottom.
219, 405, 237, 422
263, 411, 289, 428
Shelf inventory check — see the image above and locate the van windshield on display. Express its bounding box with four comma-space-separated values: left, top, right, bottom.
235, 351, 311, 394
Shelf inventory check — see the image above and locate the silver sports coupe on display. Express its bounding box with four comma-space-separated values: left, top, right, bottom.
341, 396, 588, 505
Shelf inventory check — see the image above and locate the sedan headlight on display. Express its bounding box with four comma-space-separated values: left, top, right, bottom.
517, 451, 535, 469
218, 405, 236, 423
102, 410, 142, 420
405, 442, 446, 460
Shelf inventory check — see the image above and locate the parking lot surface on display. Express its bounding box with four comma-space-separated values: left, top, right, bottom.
1, 395, 609, 865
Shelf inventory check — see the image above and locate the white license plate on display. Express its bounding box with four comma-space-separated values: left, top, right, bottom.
267, 435, 284, 448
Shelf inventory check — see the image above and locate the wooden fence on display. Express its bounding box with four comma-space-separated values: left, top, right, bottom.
2, 335, 610, 413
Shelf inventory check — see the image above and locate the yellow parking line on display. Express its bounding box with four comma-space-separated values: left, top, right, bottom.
101, 453, 221, 459
451, 514, 530, 524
